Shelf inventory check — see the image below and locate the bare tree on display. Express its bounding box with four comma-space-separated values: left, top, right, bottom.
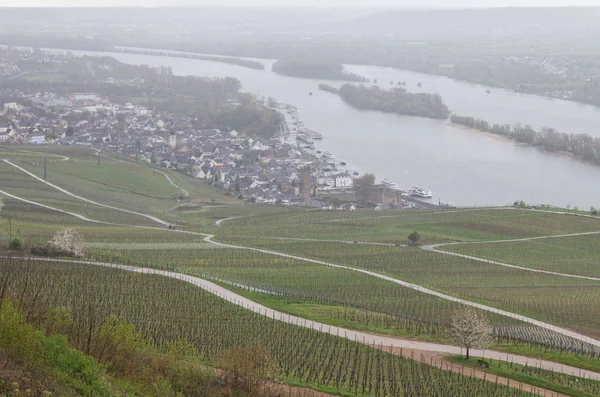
49, 228, 84, 257
450, 306, 493, 360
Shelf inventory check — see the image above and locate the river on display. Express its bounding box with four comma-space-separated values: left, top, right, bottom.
49, 48, 600, 208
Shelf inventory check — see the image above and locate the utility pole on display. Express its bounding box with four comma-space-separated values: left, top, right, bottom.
44, 157, 46, 179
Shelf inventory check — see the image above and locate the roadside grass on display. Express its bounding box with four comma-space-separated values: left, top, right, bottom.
202, 282, 450, 343
446, 355, 600, 397
490, 344, 600, 376
217, 238, 600, 338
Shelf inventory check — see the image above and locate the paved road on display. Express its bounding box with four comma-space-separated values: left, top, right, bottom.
422, 230, 600, 282
2, 164, 599, 348
215, 215, 251, 226
3, 161, 600, 367
226, 235, 405, 247
9, 255, 599, 381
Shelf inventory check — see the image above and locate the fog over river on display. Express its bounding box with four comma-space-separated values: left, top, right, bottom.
54, 47, 600, 208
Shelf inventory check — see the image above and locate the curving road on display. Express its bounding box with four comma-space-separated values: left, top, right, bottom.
224, 235, 405, 247
2, 161, 600, 348
3, 159, 600, 376
422, 230, 600, 282
215, 215, 252, 226
7, 254, 599, 382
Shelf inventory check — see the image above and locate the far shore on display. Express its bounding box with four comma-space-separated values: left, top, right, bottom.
448, 122, 600, 168
447, 122, 512, 143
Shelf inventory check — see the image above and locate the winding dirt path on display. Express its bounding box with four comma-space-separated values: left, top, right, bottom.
158, 170, 189, 198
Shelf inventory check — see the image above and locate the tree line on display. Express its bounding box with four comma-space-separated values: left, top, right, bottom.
272, 60, 368, 82
339, 84, 451, 119
114, 47, 266, 70
450, 114, 600, 165
318, 83, 340, 94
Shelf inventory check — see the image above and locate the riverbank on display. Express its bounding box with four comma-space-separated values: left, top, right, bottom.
33, 45, 600, 208
448, 123, 512, 143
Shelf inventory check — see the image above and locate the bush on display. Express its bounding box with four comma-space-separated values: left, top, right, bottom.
407, 231, 421, 246
218, 344, 283, 394
8, 238, 22, 250
0, 299, 45, 367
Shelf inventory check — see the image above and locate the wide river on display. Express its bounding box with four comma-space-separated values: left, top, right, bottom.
55, 48, 600, 208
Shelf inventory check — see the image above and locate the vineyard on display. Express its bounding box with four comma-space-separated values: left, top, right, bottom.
442, 234, 600, 278
0, 257, 535, 397
215, 207, 600, 244
3, 145, 600, 395
218, 238, 600, 339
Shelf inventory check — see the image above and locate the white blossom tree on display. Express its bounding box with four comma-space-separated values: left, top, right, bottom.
49, 228, 84, 257
450, 306, 493, 360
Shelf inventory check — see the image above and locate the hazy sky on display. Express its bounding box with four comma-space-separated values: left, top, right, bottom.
4, 0, 600, 7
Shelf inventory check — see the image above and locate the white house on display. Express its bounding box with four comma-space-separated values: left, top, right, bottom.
29, 135, 46, 144
3, 103, 22, 111
334, 173, 353, 189
72, 93, 98, 102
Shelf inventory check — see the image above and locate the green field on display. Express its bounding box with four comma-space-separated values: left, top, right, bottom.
216, 208, 600, 244
447, 356, 600, 397
0, 257, 534, 397
3, 144, 600, 395
442, 234, 600, 278
217, 238, 600, 339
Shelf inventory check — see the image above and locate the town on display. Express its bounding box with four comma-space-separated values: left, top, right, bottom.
0, 46, 430, 210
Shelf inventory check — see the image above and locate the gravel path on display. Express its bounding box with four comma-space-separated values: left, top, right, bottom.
421, 230, 600, 282
7, 254, 599, 382
3, 160, 600, 375
2, 166, 599, 348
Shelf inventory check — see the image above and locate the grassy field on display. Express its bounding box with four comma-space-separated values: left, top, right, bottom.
443, 234, 600, 278
0, 146, 239, 222
0, 161, 161, 227
216, 208, 600, 245
0, 257, 535, 397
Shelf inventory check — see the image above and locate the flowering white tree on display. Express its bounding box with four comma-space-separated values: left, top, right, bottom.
450, 306, 493, 360
49, 228, 84, 257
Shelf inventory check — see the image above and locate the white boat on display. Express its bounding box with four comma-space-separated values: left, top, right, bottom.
382, 179, 401, 190
301, 128, 323, 140
322, 151, 335, 159
409, 187, 433, 198
296, 134, 314, 144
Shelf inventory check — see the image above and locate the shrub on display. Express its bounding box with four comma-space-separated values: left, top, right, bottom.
407, 231, 421, 246
218, 344, 283, 394
8, 238, 22, 251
